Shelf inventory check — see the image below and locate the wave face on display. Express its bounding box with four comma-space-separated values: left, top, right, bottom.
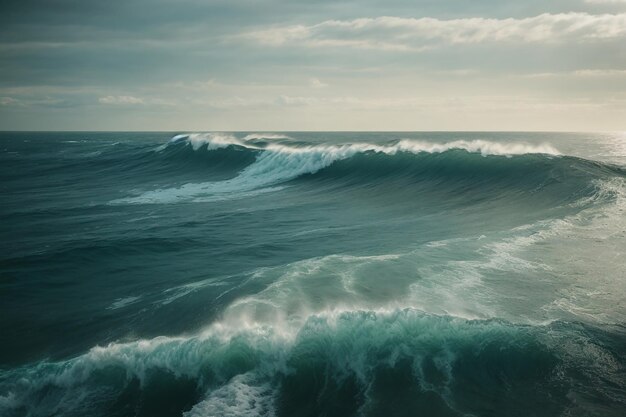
2, 311, 625, 417
1, 131, 625, 417
113, 133, 600, 206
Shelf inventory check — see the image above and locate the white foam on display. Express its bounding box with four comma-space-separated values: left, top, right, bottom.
219, 253, 410, 331
536, 178, 626, 323
187, 133, 246, 151
159, 277, 229, 306
184, 374, 276, 417
169, 133, 561, 157
107, 296, 141, 310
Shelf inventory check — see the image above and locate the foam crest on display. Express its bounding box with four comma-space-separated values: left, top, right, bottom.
170, 133, 561, 157
394, 139, 560, 156
230, 139, 560, 158
185, 133, 245, 151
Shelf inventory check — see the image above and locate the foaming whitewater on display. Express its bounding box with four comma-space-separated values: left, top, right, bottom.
1, 131, 625, 417
2, 309, 625, 417
166, 132, 561, 155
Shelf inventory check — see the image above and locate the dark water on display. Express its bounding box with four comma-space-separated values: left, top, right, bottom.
1, 132, 625, 416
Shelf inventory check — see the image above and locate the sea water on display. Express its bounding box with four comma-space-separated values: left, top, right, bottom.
1, 132, 625, 416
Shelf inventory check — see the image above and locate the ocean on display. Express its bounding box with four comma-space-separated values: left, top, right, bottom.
0, 131, 625, 416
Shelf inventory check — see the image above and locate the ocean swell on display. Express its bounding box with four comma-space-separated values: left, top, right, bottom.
113, 134, 575, 205
114, 133, 626, 208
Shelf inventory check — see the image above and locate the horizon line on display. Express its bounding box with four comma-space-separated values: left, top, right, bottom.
1, 130, 624, 134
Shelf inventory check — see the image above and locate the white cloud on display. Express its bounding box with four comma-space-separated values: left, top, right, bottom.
241, 13, 626, 51
196, 79, 217, 89
0, 97, 19, 106
309, 78, 328, 88
194, 96, 274, 109
190, 94, 626, 113
585, 0, 626, 4
99, 95, 145, 105
0, 95, 66, 107
525, 69, 626, 78
573, 69, 626, 76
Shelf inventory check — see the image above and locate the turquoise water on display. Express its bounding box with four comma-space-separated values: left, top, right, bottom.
1, 132, 625, 416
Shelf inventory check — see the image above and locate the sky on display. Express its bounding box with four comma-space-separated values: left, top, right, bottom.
0, 0, 625, 131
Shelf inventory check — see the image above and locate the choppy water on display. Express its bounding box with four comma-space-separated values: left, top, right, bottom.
1, 132, 625, 417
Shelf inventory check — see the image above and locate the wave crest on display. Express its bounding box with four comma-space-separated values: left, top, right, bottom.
169, 133, 561, 156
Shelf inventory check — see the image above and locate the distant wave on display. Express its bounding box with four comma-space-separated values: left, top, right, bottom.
111, 133, 626, 206
166, 132, 561, 155
165, 133, 247, 151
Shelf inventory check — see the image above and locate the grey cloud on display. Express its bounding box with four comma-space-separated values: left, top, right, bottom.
242, 13, 626, 51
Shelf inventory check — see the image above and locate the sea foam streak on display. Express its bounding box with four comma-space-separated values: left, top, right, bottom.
117, 134, 561, 205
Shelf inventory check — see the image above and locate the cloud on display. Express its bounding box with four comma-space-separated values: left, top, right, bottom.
0, 96, 20, 106
309, 78, 328, 88
242, 13, 626, 51
188, 94, 626, 113
525, 69, 626, 78
0, 95, 77, 108
98, 95, 144, 105
1, 2, 625, 130
573, 69, 626, 76
585, 0, 626, 4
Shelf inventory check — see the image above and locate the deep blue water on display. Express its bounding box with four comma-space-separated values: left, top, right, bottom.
1, 132, 625, 416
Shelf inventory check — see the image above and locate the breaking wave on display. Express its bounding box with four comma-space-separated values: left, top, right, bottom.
111, 133, 623, 205
1, 309, 625, 417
